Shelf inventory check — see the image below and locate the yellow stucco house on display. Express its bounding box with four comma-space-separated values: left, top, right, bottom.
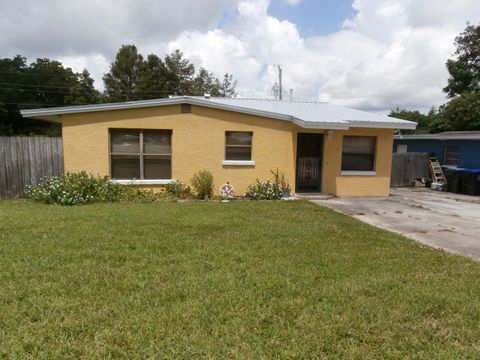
22, 96, 416, 196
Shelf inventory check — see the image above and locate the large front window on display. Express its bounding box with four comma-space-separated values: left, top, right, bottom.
110, 129, 172, 180
341, 136, 376, 171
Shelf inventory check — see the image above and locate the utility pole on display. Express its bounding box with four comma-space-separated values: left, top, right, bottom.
278, 65, 283, 100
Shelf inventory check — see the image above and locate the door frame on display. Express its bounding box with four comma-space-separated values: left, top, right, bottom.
295, 133, 324, 193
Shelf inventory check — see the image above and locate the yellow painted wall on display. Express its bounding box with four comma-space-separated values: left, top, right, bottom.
321, 127, 394, 196
61, 105, 296, 196
60, 104, 394, 196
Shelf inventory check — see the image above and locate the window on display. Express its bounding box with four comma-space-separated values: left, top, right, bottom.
341, 136, 376, 171
397, 144, 408, 154
110, 129, 172, 180
225, 131, 252, 161
444, 146, 459, 167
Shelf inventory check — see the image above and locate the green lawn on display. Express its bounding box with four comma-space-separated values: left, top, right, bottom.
1, 200, 480, 359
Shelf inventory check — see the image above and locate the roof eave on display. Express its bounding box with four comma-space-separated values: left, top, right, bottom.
292, 118, 349, 130
347, 120, 417, 130
20, 97, 417, 130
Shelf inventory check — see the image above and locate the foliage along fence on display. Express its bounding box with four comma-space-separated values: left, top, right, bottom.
0, 136, 63, 199
390, 152, 431, 187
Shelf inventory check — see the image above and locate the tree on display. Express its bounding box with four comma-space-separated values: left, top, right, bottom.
444, 23, 480, 98
103, 45, 238, 100
219, 73, 237, 98
103, 45, 146, 102
437, 92, 480, 131
389, 107, 440, 134
136, 54, 170, 100
193, 68, 221, 96
66, 70, 102, 105
163, 49, 195, 95
0, 56, 102, 135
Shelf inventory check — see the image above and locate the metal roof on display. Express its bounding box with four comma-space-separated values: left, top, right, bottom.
395, 131, 480, 141
21, 96, 417, 130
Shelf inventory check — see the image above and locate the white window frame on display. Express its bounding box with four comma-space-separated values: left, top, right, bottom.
224, 131, 254, 166
109, 129, 173, 181
341, 136, 377, 174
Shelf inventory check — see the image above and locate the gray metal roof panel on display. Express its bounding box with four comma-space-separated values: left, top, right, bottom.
20, 96, 417, 130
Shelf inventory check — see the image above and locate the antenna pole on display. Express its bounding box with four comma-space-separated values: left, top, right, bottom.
278, 65, 283, 100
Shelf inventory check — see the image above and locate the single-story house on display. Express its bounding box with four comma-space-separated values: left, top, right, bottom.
21, 96, 416, 196
394, 131, 480, 169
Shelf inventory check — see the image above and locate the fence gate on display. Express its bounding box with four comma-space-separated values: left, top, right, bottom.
0, 136, 64, 199
390, 152, 430, 187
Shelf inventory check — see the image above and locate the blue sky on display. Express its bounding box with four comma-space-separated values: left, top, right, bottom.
268, 0, 356, 37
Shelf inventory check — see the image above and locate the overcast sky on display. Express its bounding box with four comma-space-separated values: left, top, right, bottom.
1, 0, 479, 113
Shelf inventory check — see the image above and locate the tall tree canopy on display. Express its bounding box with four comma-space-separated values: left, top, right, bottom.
389, 107, 441, 134
2, 45, 238, 135
103, 45, 146, 102
393, 22, 480, 133
0, 56, 101, 135
444, 23, 480, 98
102, 46, 237, 102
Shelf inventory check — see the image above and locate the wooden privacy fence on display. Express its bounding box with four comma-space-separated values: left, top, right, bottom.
0, 136, 63, 199
390, 152, 430, 187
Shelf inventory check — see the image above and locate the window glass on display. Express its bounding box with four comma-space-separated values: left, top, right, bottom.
144, 130, 171, 154
225, 147, 252, 161
225, 131, 252, 160
111, 155, 140, 179
111, 130, 140, 153
341, 136, 376, 171
110, 129, 172, 179
144, 155, 171, 179
444, 146, 459, 167
226, 132, 252, 146
397, 144, 408, 153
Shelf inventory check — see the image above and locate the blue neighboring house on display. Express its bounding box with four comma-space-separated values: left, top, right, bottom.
393, 131, 480, 169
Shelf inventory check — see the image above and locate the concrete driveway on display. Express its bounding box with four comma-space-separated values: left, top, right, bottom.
309, 188, 480, 260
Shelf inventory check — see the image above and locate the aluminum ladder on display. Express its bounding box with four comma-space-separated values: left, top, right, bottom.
429, 157, 447, 184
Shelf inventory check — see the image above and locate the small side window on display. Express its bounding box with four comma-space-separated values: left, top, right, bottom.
225, 131, 253, 161
341, 136, 376, 171
397, 144, 408, 154
444, 146, 459, 167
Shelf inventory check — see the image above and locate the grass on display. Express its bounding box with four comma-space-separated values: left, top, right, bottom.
1, 200, 480, 359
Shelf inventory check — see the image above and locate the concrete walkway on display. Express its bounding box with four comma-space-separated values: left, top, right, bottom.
308, 188, 480, 260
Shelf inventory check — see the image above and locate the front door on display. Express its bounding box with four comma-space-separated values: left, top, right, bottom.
296, 133, 323, 192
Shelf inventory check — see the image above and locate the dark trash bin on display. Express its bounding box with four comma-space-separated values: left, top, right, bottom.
443, 168, 462, 194
458, 169, 480, 196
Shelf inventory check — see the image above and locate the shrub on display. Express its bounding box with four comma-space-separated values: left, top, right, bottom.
165, 180, 192, 199
26, 171, 160, 205
191, 170, 214, 199
245, 179, 282, 200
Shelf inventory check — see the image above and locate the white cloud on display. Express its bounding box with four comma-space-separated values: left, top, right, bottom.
282, 0, 302, 6
166, 0, 479, 112
1, 0, 479, 112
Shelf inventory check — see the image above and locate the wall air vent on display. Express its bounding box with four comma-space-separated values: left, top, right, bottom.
181, 103, 191, 113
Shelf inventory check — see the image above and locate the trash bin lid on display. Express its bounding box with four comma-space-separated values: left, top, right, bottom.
458, 169, 480, 173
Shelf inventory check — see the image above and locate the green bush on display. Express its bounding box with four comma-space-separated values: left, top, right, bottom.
191, 170, 214, 199
165, 180, 192, 199
245, 179, 282, 200
26, 171, 161, 205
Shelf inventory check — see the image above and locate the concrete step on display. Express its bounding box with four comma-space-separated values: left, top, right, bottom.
295, 193, 334, 200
